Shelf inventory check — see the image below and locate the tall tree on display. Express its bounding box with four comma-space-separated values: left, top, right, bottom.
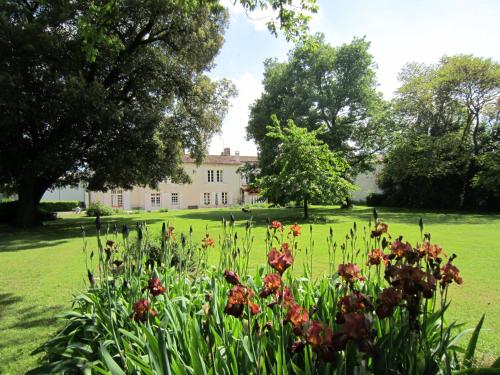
258, 115, 353, 219
247, 34, 394, 180
0, 0, 317, 226
379, 55, 500, 209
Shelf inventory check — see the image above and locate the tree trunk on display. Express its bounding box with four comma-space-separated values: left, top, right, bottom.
15, 179, 47, 227
303, 196, 309, 220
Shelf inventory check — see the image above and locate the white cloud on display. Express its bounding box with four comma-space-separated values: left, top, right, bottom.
209, 72, 262, 156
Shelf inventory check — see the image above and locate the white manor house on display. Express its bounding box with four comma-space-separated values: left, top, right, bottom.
88, 148, 260, 211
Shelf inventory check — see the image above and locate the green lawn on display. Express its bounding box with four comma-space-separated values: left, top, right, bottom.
0, 206, 499, 374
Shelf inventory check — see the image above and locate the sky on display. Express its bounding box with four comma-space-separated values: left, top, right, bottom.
208, 0, 500, 156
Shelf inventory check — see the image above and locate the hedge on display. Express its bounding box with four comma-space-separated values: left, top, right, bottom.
39, 200, 84, 212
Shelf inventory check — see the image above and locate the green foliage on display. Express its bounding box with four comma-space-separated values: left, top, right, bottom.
380, 55, 500, 209
247, 34, 395, 179
257, 116, 354, 218
86, 202, 116, 217
32, 216, 489, 374
38, 201, 83, 212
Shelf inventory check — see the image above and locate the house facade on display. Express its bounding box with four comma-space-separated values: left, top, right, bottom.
88, 148, 259, 210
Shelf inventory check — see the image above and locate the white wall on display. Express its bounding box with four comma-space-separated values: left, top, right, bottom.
352, 166, 382, 202
41, 184, 86, 202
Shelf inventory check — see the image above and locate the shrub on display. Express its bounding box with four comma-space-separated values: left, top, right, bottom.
39, 200, 83, 212
86, 202, 116, 217
366, 193, 388, 206
0, 201, 57, 224
33, 214, 495, 374
159, 208, 169, 213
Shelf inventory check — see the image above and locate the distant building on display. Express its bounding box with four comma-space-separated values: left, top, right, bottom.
89, 148, 260, 210
41, 184, 86, 203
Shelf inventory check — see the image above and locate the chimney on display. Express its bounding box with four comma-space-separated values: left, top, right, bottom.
235, 151, 240, 162
223, 147, 230, 156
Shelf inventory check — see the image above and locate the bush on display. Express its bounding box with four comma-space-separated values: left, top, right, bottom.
86, 202, 116, 217
366, 193, 388, 206
33, 214, 494, 374
39, 200, 83, 212
158, 208, 169, 213
0, 201, 57, 224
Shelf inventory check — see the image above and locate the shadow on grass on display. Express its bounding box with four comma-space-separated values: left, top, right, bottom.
0, 293, 23, 319
0, 214, 165, 253
175, 206, 500, 227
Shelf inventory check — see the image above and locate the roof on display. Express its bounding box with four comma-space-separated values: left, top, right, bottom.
181, 154, 258, 165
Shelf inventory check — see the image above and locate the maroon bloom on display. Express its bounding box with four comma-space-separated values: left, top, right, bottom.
269, 220, 283, 231
223, 270, 241, 286
440, 263, 463, 287
133, 299, 157, 322
268, 247, 294, 275
338, 263, 365, 283
147, 277, 166, 297
225, 285, 260, 318
259, 273, 281, 298
286, 304, 309, 336
367, 248, 384, 266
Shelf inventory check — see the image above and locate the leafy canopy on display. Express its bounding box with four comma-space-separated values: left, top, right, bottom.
0, 0, 317, 225
248, 34, 395, 178
258, 115, 354, 217
379, 55, 500, 209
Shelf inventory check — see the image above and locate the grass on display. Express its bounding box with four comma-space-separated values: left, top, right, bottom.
0, 205, 499, 374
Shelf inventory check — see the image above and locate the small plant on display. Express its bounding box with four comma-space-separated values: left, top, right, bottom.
86, 202, 116, 217
32, 214, 497, 374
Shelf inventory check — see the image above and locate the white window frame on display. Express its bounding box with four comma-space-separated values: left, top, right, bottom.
216, 169, 223, 182
171, 192, 179, 205
111, 189, 123, 208
207, 170, 214, 183
150, 192, 161, 208
221, 192, 228, 205
203, 192, 211, 205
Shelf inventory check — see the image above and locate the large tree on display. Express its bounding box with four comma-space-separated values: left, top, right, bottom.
379, 55, 500, 209
247, 34, 395, 180
0, 0, 317, 226
258, 115, 353, 219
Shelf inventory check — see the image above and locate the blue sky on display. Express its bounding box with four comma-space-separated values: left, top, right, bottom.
208, 0, 500, 156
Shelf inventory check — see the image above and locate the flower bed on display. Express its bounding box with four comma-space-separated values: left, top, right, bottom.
33, 211, 494, 374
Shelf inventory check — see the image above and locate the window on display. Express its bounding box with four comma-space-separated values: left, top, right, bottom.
207, 170, 214, 182
111, 189, 123, 208
171, 193, 179, 205
216, 169, 223, 182
221, 192, 228, 205
203, 192, 211, 205
151, 193, 161, 208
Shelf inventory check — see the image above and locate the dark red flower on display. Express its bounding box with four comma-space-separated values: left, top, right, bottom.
147, 277, 166, 297
440, 263, 463, 287
268, 247, 294, 275
305, 321, 338, 363
223, 270, 241, 285
269, 220, 283, 231
286, 304, 309, 336
376, 287, 402, 319
106, 240, 115, 247
371, 222, 388, 238
133, 299, 157, 322
390, 240, 412, 259
338, 263, 365, 283
390, 266, 436, 298
202, 235, 215, 249
224, 285, 260, 318
418, 241, 444, 260
259, 273, 281, 298
367, 248, 384, 266
291, 339, 306, 354
337, 291, 370, 317
290, 223, 301, 237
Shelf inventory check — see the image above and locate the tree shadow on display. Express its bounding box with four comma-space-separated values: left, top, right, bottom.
0, 214, 165, 253
176, 206, 500, 227
0, 293, 23, 319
